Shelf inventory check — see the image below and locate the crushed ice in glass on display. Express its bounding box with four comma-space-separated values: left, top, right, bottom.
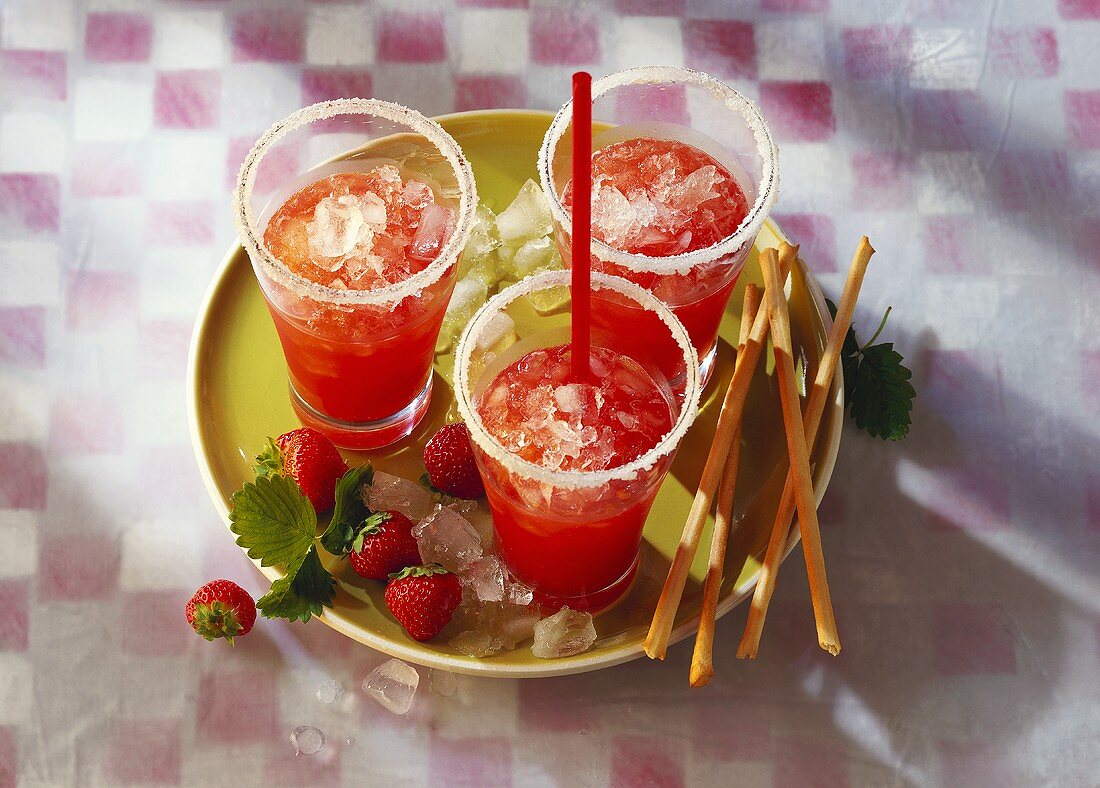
476, 345, 670, 473
308, 192, 387, 262
289, 725, 326, 756
564, 137, 749, 257
531, 607, 597, 658
362, 659, 420, 715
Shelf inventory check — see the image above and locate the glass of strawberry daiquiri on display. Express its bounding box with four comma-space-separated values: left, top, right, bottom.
235, 99, 478, 449
539, 66, 779, 386
454, 270, 701, 613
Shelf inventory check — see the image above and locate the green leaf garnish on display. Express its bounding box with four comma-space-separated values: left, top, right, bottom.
350, 511, 393, 554
229, 473, 334, 622
826, 299, 915, 441
389, 562, 447, 581
253, 438, 283, 479
230, 475, 317, 570
257, 548, 335, 622
320, 465, 374, 556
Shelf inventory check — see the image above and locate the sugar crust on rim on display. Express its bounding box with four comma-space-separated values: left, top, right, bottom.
235, 98, 478, 306
537, 65, 779, 277
454, 269, 702, 490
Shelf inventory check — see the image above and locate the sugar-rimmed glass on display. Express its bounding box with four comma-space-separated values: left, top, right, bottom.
235, 99, 477, 449
538, 66, 779, 385
454, 271, 701, 613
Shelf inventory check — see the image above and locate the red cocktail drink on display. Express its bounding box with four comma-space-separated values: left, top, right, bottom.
235, 100, 477, 449
454, 272, 701, 612
540, 67, 780, 385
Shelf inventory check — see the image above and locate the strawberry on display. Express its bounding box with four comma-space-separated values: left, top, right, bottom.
348, 511, 422, 580
384, 564, 462, 642
255, 427, 348, 512
423, 422, 484, 499
185, 579, 256, 645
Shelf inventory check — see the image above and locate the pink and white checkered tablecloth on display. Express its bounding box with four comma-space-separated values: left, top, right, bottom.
1, 0, 1098, 785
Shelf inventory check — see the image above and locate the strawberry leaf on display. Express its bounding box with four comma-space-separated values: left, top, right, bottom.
349, 511, 392, 554
256, 547, 334, 623
229, 473, 336, 622
848, 342, 915, 440
253, 438, 283, 479
825, 299, 915, 441
389, 563, 447, 581
230, 474, 317, 570
320, 465, 374, 556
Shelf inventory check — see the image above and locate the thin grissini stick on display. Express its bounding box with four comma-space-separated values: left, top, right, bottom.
644, 244, 797, 660
689, 283, 761, 687
758, 247, 841, 656
738, 237, 875, 659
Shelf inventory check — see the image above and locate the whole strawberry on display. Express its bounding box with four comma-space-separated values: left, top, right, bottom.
423, 422, 484, 499
185, 579, 256, 645
384, 564, 462, 642
349, 511, 422, 580
255, 427, 348, 512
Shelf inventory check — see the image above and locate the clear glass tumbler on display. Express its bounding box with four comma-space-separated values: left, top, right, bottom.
454, 270, 701, 612
235, 99, 477, 449
539, 65, 779, 386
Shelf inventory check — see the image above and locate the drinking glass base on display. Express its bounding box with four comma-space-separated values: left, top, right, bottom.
530, 554, 640, 616
289, 374, 433, 451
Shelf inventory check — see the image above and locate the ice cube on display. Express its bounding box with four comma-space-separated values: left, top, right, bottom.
414, 506, 483, 572
315, 679, 345, 705
409, 202, 456, 261
462, 504, 495, 549
342, 251, 385, 284
504, 576, 535, 607
553, 383, 586, 415
362, 658, 419, 715
591, 185, 634, 247
446, 499, 479, 517
435, 277, 488, 354
496, 179, 553, 245
474, 312, 516, 353
308, 194, 377, 263
365, 471, 436, 522
360, 192, 388, 228
403, 180, 434, 210
289, 725, 326, 756
493, 603, 541, 648
462, 555, 506, 602
511, 236, 555, 277
615, 411, 638, 429
668, 165, 720, 213
429, 668, 458, 698
462, 204, 501, 261
450, 628, 504, 658
531, 607, 596, 658
462, 253, 505, 289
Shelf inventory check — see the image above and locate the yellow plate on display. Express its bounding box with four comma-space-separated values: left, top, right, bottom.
188, 109, 842, 678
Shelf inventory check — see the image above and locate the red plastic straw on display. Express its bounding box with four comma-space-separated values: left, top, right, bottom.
571, 71, 592, 381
